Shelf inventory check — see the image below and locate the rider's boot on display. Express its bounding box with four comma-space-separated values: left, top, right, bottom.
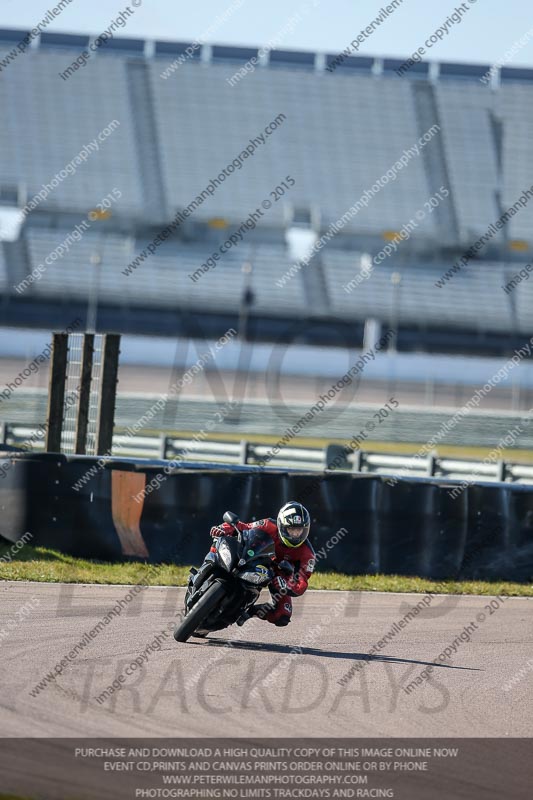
236, 603, 274, 626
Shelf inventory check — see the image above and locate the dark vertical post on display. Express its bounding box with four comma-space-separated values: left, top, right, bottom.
239, 439, 250, 465
95, 334, 121, 456
45, 333, 68, 452
74, 334, 94, 455
159, 434, 169, 459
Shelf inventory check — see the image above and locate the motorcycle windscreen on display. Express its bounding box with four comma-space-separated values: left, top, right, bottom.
241, 528, 276, 562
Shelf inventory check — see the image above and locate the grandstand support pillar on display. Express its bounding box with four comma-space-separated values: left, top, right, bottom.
74, 334, 94, 455
239, 266, 255, 342
45, 333, 68, 453
95, 334, 121, 456
389, 272, 401, 352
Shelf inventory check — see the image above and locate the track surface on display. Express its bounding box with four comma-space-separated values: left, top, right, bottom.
0, 581, 532, 738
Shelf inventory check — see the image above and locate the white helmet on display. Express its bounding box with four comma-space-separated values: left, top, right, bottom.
277, 501, 311, 548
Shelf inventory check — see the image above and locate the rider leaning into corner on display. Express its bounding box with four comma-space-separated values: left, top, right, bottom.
198, 501, 316, 627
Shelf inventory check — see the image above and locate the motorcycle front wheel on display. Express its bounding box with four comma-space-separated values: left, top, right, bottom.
174, 580, 228, 642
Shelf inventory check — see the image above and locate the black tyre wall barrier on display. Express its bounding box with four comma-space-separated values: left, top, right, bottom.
0, 453, 532, 581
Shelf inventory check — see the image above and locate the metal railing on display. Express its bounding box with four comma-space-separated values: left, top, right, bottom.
2, 423, 533, 485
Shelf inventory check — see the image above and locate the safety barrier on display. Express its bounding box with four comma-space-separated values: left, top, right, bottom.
1, 451, 532, 580
3, 423, 533, 484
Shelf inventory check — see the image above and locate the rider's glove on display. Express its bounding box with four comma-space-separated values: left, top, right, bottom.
270, 576, 287, 596
210, 525, 226, 538
277, 559, 294, 577
286, 572, 308, 597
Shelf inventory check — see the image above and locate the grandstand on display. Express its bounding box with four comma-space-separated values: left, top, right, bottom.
1, 30, 532, 354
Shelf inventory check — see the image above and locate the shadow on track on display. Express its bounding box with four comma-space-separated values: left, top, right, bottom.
188, 638, 481, 672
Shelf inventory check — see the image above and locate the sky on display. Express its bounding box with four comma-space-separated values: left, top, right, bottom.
1, 0, 533, 68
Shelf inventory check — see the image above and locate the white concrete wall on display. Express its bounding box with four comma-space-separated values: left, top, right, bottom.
0, 327, 531, 388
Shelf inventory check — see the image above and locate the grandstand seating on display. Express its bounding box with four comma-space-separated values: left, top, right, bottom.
500, 81, 533, 241
0, 50, 143, 216
323, 251, 526, 333
23, 230, 305, 314
510, 266, 533, 331
150, 61, 436, 234
433, 81, 500, 241
2, 34, 527, 244
1, 29, 533, 348
20, 227, 533, 333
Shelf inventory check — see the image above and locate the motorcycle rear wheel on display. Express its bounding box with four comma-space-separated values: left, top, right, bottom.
174, 580, 228, 642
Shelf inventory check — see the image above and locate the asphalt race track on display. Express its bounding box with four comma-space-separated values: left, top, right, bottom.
0, 581, 532, 738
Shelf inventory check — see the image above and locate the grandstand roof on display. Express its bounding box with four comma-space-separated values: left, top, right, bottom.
0, 27, 529, 82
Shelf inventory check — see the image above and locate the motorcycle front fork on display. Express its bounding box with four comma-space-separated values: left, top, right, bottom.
191, 553, 215, 586
186, 553, 216, 607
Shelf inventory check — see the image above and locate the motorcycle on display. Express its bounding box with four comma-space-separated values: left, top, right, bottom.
174, 511, 279, 643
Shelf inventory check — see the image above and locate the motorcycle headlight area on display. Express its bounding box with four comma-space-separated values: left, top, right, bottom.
238, 570, 271, 585
218, 540, 233, 570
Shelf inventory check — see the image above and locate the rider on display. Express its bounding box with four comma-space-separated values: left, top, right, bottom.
209, 501, 315, 627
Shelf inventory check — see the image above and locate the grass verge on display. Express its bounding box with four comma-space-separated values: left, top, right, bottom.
0, 795, 32, 800
0, 544, 531, 596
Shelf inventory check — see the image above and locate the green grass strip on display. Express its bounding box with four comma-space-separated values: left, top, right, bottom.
1, 544, 531, 596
